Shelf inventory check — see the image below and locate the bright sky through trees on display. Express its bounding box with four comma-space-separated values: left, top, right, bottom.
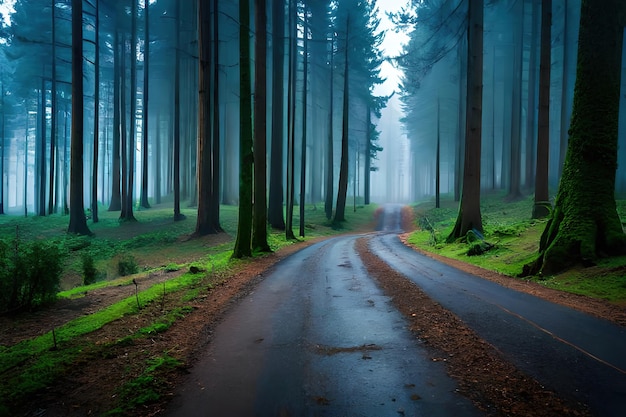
0, 0, 15, 26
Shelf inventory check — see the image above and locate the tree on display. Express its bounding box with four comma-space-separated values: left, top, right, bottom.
252, 0, 272, 252
268, 0, 286, 230
140, 0, 151, 209
120, 0, 138, 222
532, 0, 551, 219
447, 0, 484, 241
525, 0, 626, 275
173, 1, 185, 221
195, 0, 221, 236
299, 6, 308, 237
333, 12, 350, 224
284, 0, 296, 240
67, 0, 91, 236
91, 0, 100, 223
232, 0, 254, 258
324, 32, 335, 220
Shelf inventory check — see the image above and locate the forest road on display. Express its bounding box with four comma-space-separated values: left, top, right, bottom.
163, 205, 626, 417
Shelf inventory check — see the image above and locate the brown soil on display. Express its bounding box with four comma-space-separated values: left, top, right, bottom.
3, 210, 623, 416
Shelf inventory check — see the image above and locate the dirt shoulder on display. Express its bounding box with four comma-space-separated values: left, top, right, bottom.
356, 237, 590, 417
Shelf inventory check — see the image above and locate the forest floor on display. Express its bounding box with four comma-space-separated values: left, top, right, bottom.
1, 204, 624, 416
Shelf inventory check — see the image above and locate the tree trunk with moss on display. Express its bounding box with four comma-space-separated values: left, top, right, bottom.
525, 0, 626, 275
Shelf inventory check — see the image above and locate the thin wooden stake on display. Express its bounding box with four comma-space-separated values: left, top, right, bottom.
133, 278, 140, 310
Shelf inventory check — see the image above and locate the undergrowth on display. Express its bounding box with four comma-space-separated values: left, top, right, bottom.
409, 193, 626, 304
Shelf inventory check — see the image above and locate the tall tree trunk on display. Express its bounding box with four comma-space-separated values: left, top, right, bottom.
48, 0, 57, 214
155, 108, 162, 204
454, 35, 467, 202
195, 0, 219, 236
173, 1, 184, 221
285, 0, 296, 239
533, 0, 552, 219
210, 0, 222, 231
364, 104, 371, 206
68, 0, 91, 235
121, 0, 137, 222
558, 0, 570, 178
525, 0, 626, 275
435, 98, 441, 209
120, 32, 129, 219
333, 13, 350, 225
325, 35, 334, 219
268, 0, 285, 229
252, 0, 272, 251
140, 0, 151, 209
508, 3, 524, 201
91, 0, 100, 223
37, 79, 46, 216
109, 30, 122, 211
299, 8, 308, 237
233, 0, 254, 258
447, 0, 484, 241
525, 0, 539, 189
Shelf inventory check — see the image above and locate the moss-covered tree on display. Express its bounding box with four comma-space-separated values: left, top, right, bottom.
525, 0, 626, 275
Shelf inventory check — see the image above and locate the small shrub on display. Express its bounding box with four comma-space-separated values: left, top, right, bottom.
82, 254, 97, 285
0, 235, 64, 313
118, 254, 139, 277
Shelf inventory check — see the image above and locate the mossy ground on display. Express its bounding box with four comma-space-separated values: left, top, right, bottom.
407, 192, 626, 306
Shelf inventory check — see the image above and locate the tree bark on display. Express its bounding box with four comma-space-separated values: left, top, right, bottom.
507, 2, 523, 201
525, 0, 626, 275
91, 0, 100, 223
140, 0, 151, 209
48, 0, 57, 214
195, 0, 218, 236
68, 0, 91, 235
252, 0, 272, 251
121, 0, 137, 222
210, 0, 222, 231
268, 0, 286, 230
447, 0, 483, 241
108, 30, 122, 212
325, 34, 335, 219
299, 8, 308, 237
285, 0, 296, 240
532, 0, 552, 219
233, 0, 254, 258
173, 1, 184, 221
333, 13, 350, 225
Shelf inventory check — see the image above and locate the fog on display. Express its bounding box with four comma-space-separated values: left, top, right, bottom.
0, 0, 625, 220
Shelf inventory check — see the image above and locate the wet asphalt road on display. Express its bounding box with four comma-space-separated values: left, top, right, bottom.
164, 205, 626, 417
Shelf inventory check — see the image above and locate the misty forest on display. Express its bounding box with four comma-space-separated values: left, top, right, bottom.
1, 0, 626, 415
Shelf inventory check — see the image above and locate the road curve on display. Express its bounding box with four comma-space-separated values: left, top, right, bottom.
163, 233, 481, 417
368, 228, 626, 417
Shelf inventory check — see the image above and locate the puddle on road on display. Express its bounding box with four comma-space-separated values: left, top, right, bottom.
312, 343, 383, 356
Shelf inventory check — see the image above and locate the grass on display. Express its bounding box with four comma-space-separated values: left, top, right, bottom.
0, 201, 377, 415
408, 192, 626, 305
